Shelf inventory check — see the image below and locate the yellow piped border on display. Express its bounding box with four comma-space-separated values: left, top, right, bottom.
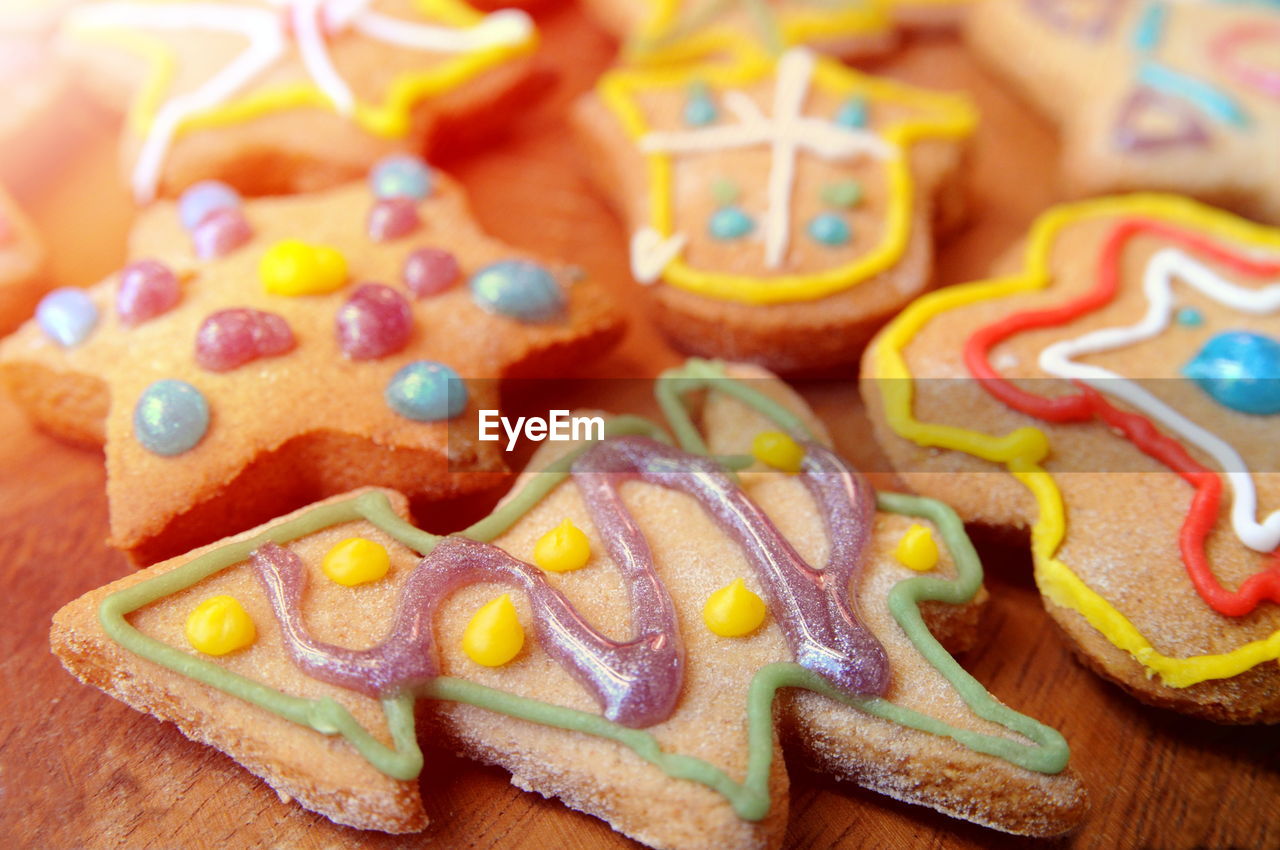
597, 49, 976, 305
866, 193, 1280, 688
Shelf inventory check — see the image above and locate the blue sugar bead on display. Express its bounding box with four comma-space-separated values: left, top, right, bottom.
807, 213, 852, 246
1175, 306, 1205, 327
469, 259, 566, 321
385, 361, 467, 421
1182, 330, 1280, 415
36, 288, 99, 347
708, 206, 754, 240
133, 379, 210, 456
178, 180, 242, 231
369, 154, 434, 201
835, 96, 868, 128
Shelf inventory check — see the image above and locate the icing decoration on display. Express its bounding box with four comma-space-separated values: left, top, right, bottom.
117, 260, 180, 325
870, 195, 1280, 680
195, 307, 295, 371
369, 154, 435, 201
178, 180, 241, 230
1210, 23, 1280, 99
367, 197, 421, 242
469, 259, 565, 321
192, 208, 254, 259
462, 594, 525, 667
133, 378, 211, 456
335, 283, 414, 360
403, 247, 460, 297
820, 179, 862, 208
259, 239, 348, 295
67, 2, 536, 202
703, 578, 767, 637
36, 288, 99, 347
751, 430, 805, 472
1176, 305, 1205, 326
1023, 0, 1124, 41
185, 594, 256, 656
710, 176, 740, 205
1113, 87, 1210, 152
1135, 61, 1248, 128
683, 82, 718, 125
602, 46, 975, 303
1182, 331, 1280, 415
807, 212, 851, 246
894, 524, 938, 572
709, 206, 755, 239
835, 95, 868, 128
321, 537, 391, 586
384, 360, 466, 421
1130, 0, 1167, 52
533, 520, 592, 573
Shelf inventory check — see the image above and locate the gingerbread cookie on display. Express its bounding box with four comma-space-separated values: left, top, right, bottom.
51, 361, 1086, 844
862, 195, 1280, 723
967, 0, 1280, 224
0, 155, 621, 564
0, 188, 46, 335
575, 46, 974, 371
60, 0, 539, 202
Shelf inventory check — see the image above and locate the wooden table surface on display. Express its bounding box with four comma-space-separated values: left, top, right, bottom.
2, 5, 1278, 849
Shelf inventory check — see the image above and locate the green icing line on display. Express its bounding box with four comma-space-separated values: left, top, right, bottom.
96, 360, 1068, 822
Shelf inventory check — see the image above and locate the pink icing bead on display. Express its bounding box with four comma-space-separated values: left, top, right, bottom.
195, 308, 295, 372
192, 208, 253, 260
335, 283, 413, 360
117, 260, 181, 326
367, 198, 420, 242
402, 247, 460, 297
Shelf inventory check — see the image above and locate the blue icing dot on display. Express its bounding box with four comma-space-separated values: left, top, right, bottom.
385, 361, 467, 421
36, 288, 99, 347
469, 259, 566, 321
1181, 330, 1280, 415
708, 206, 754, 240
835, 96, 868, 128
133, 379, 210, 455
683, 85, 718, 126
1175, 306, 1205, 327
369, 154, 434, 200
178, 180, 241, 231
807, 213, 851, 246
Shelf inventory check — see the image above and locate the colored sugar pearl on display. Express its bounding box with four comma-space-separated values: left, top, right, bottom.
322, 537, 391, 586
835, 95, 868, 128
117, 259, 180, 325
385, 360, 467, 421
192, 208, 253, 260
820, 180, 862, 209
462, 594, 524, 667
1176, 306, 1205, 327
260, 239, 348, 296
709, 206, 754, 240
195, 308, 295, 372
336, 283, 413, 359
369, 154, 433, 200
807, 213, 852, 246
133, 378, 210, 456
703, 579, 767, 638
469, 259, 565, 321
751, 430, 805, 472
185, 595, 256, 656
367, 197, 420, 242
36, 288, 98, 347
403, 247, 460, 297
1182, 330, 1280, 415
178, 180, 241, 230
894, 524, 939, 572
533, 520, 591, 573
683, 83, 718, 126
710, 176, 740, 205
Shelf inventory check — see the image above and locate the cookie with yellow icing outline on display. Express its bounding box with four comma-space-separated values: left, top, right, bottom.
50, 361, 1086, 844
0, 187, 46, 335
966, 0, 1280, 224
575, 46, 974, 372
0, 154, 621, 564
60, 0, 540, 202
861, 194, 1280, 723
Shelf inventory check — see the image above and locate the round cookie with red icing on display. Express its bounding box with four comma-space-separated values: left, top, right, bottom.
574, 45, 975, 372
861, 194, 1280, 722
966, 0, 1280, 224
0, 154, 622, 564
0, 187, 46, 335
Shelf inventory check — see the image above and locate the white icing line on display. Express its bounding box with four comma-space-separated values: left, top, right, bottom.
1038, 247, 1280, 553
294, 0, 355, 115
630, 227, 687, 284
354, 7, 533, 51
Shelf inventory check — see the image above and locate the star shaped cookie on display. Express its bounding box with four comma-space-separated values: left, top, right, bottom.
50, 361, 1086, 846
0, 155, 621, 563
61, 0, 540, 201
967, 0, 1280, 223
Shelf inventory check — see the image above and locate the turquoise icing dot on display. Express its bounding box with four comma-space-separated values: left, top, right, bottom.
469, 259, 566, 321
1175, 306, 1205, 327
683, 86, 718, 126
1181, 330, 1280, 415
835, 96, 868, 128
807, 213, 851, 246
36, 288, 99, 347
385, 361, 467, 421
369, 154, 434, 201
709, 206, 754, 240
133, 379, 210, 456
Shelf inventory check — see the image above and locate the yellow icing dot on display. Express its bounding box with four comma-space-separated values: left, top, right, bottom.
462, 594, 525, 667
185, 595, 256, 656
322, 537, 391, 586
533, 519, 591, 573
751, 431, 805, 473
895, 524, 939, 572
259, 239, 348, 296
703, 578, 767, 637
